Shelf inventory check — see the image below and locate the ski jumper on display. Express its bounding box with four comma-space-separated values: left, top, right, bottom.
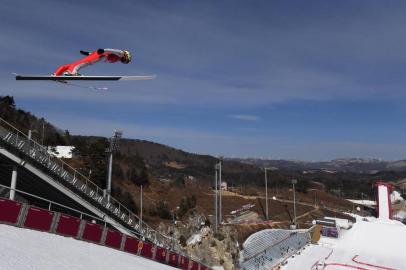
53, 49, 131, 76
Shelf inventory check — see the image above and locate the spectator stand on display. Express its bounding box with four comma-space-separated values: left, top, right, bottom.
240, 229, 311, 270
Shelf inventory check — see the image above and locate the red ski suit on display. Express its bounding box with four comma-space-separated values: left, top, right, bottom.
54, 49, 126, 76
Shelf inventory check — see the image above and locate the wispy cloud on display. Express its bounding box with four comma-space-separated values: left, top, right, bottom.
227, 114, 260, 122
3, 0, 406, 160
3, 0, 406, 108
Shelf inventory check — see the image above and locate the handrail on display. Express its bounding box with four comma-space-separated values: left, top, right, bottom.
0, 117, 177, 251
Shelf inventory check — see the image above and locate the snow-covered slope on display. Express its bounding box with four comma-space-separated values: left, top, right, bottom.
282, 218, 406, 269
0, 225, 177, 270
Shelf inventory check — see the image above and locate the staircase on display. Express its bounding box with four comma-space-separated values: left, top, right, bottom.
0, 117, 175, 250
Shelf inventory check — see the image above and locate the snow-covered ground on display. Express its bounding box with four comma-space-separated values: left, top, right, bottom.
346, 199, 376, 206
391, 190, 404, 203
282, 218, 406, 270
0, 224, 178, 270
281, 244, 332, 269
187, 226, 210, 245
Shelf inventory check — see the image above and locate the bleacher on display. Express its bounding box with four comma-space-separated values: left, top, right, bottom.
0, 195, 210, 270
240, 229, 310, 270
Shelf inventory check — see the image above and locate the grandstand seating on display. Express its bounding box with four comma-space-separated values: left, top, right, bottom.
0, 197, 212, 270
240, 229, 310, 270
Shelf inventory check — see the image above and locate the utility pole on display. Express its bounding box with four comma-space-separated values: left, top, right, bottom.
214, 165, 218, 233
106, 130, 122, 200
291, 179, 297, 227
264, 168, 269, 220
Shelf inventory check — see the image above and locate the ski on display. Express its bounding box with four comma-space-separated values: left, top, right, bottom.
15, 75, 156, 81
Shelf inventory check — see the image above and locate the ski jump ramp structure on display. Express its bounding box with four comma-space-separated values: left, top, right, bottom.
0, 117, 174, 249
375, 181, 393, 220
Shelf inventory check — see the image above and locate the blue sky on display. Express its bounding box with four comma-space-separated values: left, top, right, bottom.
2, 0, 406, 160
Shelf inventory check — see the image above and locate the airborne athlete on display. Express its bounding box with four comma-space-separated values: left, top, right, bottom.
53, 48, 132, 76
15, 48, 155, 82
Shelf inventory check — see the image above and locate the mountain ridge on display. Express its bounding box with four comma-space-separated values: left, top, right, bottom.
227, 157, 406, 173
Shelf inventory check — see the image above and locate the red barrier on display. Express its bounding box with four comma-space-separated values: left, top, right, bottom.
123, 236, 140, 254
190, 261, 199, 270
179, 256, 189, 270
55, 214, 80, 237
24, 206, 54, 231
139, 241, 154, 258
0, 198, 22, 224
81, 222, 103, 243
168, 252, 179, 267
104, 229, 123, 249
155, 246, 168, 263
200, 265, 207, 270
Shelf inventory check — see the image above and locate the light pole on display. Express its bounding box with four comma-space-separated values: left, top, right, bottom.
291, 179, 297, 227
105, 130, 122, 200
264, 168, 270, 220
